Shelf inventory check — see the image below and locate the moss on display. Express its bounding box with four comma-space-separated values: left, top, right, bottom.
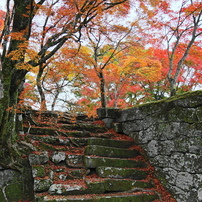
87, 138, 133, 148
96, 167, 148, 180
135, 90, 202, 108
5, 183, 24, 202
84, 156, 147, 169
32, 165, 45, 178
38, 142, 57, 151
85, 145, 139, 158
85, 181, 105, 194
0, 188, 6, 202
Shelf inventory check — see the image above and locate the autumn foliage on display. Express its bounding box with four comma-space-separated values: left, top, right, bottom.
1, 0, 202, 117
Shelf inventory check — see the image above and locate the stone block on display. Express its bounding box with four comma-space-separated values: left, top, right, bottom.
34, 178, 52, 192
84, 156, 147, 169
85, 145, 139, 158
32, 165, 46, 178
97, 108, 120, 119
87, 138, 133, 148
96, 166, 147, 180
48, 183, 85, 195
29, 151, 49, 165
66, 154, 84, 168
51, 152, 66, 164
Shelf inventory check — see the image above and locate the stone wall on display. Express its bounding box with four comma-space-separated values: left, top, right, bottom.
0, 159, 35, 201
98, 90, 202, 202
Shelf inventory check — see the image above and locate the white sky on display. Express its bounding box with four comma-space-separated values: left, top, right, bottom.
0, 1, 6, 11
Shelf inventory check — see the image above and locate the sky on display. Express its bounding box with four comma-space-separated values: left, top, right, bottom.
0, 1, 6, 11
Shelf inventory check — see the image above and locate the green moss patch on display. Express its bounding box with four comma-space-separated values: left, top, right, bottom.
85, 145, 139, 158
96, 166, 148, 180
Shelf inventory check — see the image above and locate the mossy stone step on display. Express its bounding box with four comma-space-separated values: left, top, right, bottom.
66, 154, 84, 168
25, 127, 57, 136
47, 177, 153, 196
86, 178, 153, 192
61, 123, 107, 133
87, 138, 133, 148
85, 145, 140, 158
96, 166, 148, 180
45, 179, 155, 195
51, 169, 90, 180
28, 135, 88, 146
36, 193, 158, 202
48, 183, 87, 195
84, 156, 147, 168
25, 127, 91, 137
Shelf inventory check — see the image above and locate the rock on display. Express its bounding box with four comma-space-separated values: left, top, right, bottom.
96, 166, 147, 180
66, 154, 84, 168
29, 151, 49, 165
34, 178, 52, 192
85, 145, 139, 158
51, 152, 66, 164
48, 183, 85, 195
84, 156, 147, 168
87, 138, 133, 148
32, 165, 45, 178
176, 172, 194, 191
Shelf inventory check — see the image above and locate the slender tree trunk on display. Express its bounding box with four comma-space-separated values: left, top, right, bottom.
37, 65, 47, 111
51, 90, 60, 111
168, 77, 177, 97
99, 71, 107, 108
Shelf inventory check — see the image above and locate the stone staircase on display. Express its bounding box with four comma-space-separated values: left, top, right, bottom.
21, 111, 170, 202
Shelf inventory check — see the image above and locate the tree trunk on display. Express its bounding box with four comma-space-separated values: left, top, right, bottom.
37, 65, 47, 111
169, 78, 177, 97
99, 71, 107, 108
0, 60, 23, 169
0, 0, 35, 169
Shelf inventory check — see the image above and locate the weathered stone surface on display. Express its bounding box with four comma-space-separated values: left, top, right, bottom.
176, 172, 194, 191
40, 193, 158, 201
96, 166, 147, 180
25, 127, 57, 135
97, 108, 120, 119
32, 165, 46, 178
66, 154, 84, 168
29, 151, 49, 165
65, 131, 91, 137
114, 90, 202, 202
85, 145, 139, 158
48, 183, 85, 195
86, 179, 153, 192
84, 156, 147, 168
60, 123, 107, 133
51, 152, 66, 164
0, 160, 34, 201
34, 178, 52, 192
87, 138, 133, 148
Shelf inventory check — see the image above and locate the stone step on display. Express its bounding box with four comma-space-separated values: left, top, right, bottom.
36, 192, 159, 202
32, 165, 89, 180
87, 138, 134, 148
96, 166, 148, 180
46, 178, 153, 195
60, 123, 107, 133
85, 178, 153, 192
25, 127, 57, 136
84, 156, 147, 168
25, 127, 92, 137
28, 135, 88, 147
50, 169, 90, 181
84, 145, 140, 158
